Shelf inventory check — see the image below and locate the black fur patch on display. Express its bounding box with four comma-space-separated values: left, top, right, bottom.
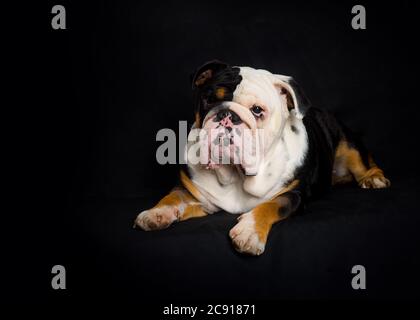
291, 107, 372, 203
191, 61, 242, 127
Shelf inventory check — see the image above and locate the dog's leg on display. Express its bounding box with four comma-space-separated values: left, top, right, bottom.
134, 188, 207, 231
334, 140, 390, 189
229, 190, 301, 255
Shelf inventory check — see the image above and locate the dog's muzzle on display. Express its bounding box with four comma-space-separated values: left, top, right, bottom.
200, 103, 260, 176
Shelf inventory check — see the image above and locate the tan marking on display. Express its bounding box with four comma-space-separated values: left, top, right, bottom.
180, 204, 207, 221
334, 141, 367, 181
270, 179, 299, 200
153, 189, 184, 209
251, 180, 299, 243
333, 140, 390, 188
252, 196, 291, 243
180, 170, 205, 203
335, 141, 366, 180
179, 170, 210, 219
195, 69, 212, 86
194, 112, 201, 128
153, 186, 206, 222
215, 87, 226, 100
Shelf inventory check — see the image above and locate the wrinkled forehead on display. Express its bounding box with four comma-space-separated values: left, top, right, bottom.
232, 67, 277, 107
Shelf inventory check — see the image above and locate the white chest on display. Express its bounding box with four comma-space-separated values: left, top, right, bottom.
187, 120, 308, 214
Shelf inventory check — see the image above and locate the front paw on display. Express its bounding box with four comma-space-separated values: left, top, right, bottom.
134, 206, 179, 231
229, 213, 265, 256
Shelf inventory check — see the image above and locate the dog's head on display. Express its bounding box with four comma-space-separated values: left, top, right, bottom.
190, 60, 311, 175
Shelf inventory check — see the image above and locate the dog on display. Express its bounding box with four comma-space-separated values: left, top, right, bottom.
134, 60, 390, 255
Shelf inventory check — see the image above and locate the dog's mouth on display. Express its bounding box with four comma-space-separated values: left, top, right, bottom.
200, 104, 260, 175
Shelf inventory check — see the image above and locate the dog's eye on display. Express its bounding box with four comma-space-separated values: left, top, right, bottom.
251, 105, 264, 117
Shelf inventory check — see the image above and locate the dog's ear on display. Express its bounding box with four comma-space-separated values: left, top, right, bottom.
191, 60, 229, 89
273, 75, 311, 119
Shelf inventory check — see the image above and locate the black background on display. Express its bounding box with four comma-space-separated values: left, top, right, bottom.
14, 0, 420, 306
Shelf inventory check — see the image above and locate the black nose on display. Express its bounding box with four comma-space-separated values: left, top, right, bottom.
214, 109, 242, 124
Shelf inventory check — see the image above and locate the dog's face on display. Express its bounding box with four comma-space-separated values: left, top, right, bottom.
191, 61, 310, 175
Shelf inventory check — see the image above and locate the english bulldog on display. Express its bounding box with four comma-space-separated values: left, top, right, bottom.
134, 60, 390, 255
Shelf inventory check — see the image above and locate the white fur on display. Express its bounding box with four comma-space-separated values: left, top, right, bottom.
186, 67, 308, 214
229, 212, 265, 255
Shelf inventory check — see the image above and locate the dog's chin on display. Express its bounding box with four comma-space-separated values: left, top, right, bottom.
204, 149, 259, 176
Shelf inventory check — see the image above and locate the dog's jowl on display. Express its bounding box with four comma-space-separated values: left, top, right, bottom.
134, 60, 390, 256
